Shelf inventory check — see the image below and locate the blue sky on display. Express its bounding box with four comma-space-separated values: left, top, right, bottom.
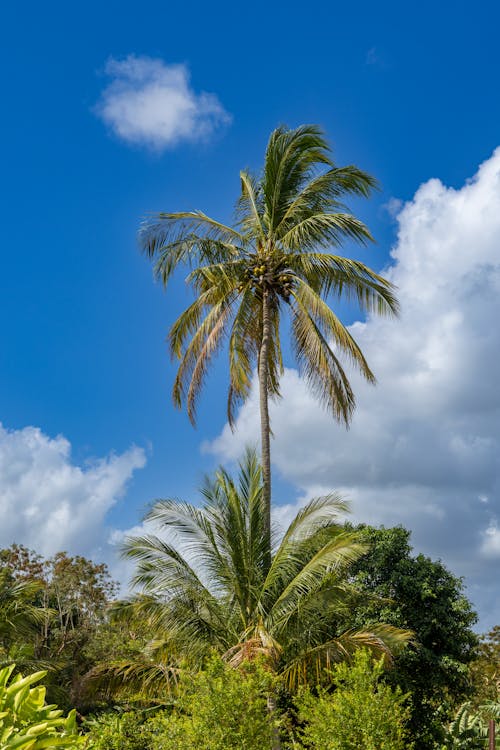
1, 0, 500, 628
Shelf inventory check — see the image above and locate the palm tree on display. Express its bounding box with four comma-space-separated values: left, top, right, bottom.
140, 125, 399, 556
115, 451, 411, 696
0, 569, 52, 672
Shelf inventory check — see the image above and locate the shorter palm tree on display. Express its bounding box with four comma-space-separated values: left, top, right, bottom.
105, 451, 411, 698
0, 570, 51, 672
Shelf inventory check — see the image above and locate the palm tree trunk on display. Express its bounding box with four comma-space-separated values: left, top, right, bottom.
267, 692, 281, 750
259, 287, 272, 567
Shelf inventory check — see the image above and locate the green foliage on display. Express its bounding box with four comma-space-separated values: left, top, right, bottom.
157, 657, 274, 750
0, 664, 81, 749
344, 524, 478, 749
440, 701, 500, 749
112, 451, 411, 701
84, 711, 153, 750
470, 626, 500, 704
296, 649, 413, 750
0, 569, 46, 660
0, 545, 121, 711
85, 657, 273, 750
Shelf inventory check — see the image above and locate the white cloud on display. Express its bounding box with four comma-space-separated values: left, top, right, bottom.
95, 55, 231, 150
481, 520, 500, 558
0, 423, 146, 560
207, 148, 500, 629
109, 512, 218, 594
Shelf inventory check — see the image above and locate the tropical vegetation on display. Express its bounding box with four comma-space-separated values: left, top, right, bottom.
345, 524, 479, 748
116, 451, 412, 693
0, 523, 492, 749
295, 649, 413, 750
441, 701, 500, 749
0, 665, 81, 749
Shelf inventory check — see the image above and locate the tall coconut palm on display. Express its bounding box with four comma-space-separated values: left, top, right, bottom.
114, 451, 411, 696
140, 125, 399, 557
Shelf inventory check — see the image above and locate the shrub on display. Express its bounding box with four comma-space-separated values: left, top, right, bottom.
151, 656, 274, 750
295, 649, 413, 750
84, 710, 155, 750
84, 657, 274, 750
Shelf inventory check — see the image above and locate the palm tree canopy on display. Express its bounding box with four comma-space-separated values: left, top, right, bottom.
0, 570, 46, 648
121, 451, 412, 690
140, 124, 399, 427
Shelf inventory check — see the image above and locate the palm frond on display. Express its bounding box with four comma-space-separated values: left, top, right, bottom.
268, 532, 368, 635
290, 290, 357, 425
140, 211, 243, 256
84, 657, 181, 703
261, 495, 350, 601
262, 125, 332, 235
281, 625, 414, 689
274, 165, 378, 240
171, 297, 234, 424
287, 252, 399, 316
294, 278, 375, 383
139, 211, 244, 289
280, 212, 373, 251
227, 289, 260, 427
237, 171, 266, 241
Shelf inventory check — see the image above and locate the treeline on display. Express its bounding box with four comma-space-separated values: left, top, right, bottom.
0, 522, 497, 748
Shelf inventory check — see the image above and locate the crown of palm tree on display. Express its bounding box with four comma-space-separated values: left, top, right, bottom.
140, 124, 398, 428
112, 451, 412, 694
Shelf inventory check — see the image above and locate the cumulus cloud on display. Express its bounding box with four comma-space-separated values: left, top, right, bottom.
108, 515, 212, 593
207, 148, 500, 629
481, 520, 500, 558
95, 55, 231, 150
0, 423, 146, 560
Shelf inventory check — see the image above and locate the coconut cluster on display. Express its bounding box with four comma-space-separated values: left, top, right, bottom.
238, 256, 294, 302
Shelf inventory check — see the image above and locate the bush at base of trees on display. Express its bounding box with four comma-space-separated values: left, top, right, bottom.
85, 657, 275, 750
295, 650, 413, 750
85, 652, 414, 750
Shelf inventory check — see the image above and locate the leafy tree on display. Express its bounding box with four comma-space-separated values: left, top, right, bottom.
111, 451, 411, 702
343, 525, 478, 749
0, 545, 46, 582
0, 546, 119, 710
296, 649, 413, 750
470, 626, 500, 704
0, 664, 81, 749
140, 124, 398, 554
